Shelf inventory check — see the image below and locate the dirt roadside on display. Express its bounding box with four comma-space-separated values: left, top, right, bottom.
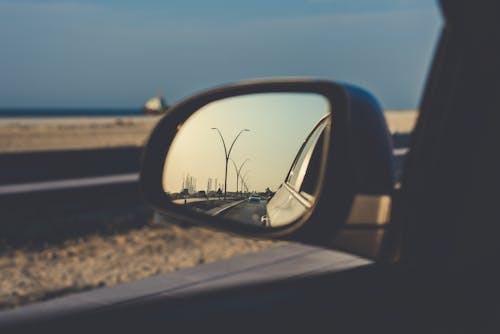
0, 116, 160, 153
0, 208, 279, 310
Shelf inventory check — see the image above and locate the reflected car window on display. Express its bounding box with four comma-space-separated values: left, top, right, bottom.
287, 119, 328, 193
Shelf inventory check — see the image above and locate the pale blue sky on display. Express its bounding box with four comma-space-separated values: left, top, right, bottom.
0, 0, 441, 109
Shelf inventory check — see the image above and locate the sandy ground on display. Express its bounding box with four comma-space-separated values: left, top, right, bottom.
0, 211, 279, 310
0, 110, 417, 310
0, 116, 161, 153
384, 110, 418, 133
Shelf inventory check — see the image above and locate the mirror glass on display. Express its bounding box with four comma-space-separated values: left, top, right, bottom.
163, 92, 331, 228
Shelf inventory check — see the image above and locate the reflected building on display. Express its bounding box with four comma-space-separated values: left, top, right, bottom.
182, 173, 197, 194
207, 178, 213, 193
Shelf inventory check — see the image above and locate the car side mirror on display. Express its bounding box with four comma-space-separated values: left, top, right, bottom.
140, 79, 394, 260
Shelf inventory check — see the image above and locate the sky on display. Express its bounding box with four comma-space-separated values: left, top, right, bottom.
163, 93, 329, 193
0, 0, 441, 109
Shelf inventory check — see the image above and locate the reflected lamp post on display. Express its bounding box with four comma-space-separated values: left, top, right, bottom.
241, 170, 251, 195
211, 128, 250, 199
230, 158, 250, 198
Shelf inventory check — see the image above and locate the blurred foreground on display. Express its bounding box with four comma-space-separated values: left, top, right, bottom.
0, 207, 278, 310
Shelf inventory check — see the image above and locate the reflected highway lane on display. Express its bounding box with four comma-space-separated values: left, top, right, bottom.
219, 200, 267, 225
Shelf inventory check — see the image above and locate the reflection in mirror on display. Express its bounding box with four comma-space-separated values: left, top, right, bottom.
163, 93, 331, 229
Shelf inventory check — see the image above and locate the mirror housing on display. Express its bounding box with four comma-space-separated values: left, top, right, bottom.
140, 79, 394, 259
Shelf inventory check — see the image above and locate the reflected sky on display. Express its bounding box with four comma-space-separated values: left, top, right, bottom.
163, 93, 329, 193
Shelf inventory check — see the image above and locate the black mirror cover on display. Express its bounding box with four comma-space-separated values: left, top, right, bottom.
140, 78, 393, 252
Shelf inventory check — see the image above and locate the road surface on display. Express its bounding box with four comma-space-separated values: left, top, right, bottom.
219, 200, 267, 225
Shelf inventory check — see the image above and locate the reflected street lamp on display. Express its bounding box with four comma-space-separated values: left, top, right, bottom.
230, 158, 250, 198
241, 170, 251, 195
211, 128, 250, 199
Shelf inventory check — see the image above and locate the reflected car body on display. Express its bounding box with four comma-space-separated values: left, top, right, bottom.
264, 114, 328, 227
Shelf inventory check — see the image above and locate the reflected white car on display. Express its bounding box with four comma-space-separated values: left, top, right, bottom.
248, 195, 261, 203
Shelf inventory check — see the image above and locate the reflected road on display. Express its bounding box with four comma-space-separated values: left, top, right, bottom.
219, 200, 267, 226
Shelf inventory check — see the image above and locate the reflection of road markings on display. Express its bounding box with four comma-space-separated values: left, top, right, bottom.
209, 200, 246, 216
172, 198, 210, 204
0, 173, 139, 195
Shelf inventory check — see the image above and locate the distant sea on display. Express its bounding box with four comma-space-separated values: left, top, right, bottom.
0, 108, 142, 118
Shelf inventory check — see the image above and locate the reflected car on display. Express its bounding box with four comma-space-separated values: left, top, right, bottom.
248, 195, 261, 203
263, 114, 328, 227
